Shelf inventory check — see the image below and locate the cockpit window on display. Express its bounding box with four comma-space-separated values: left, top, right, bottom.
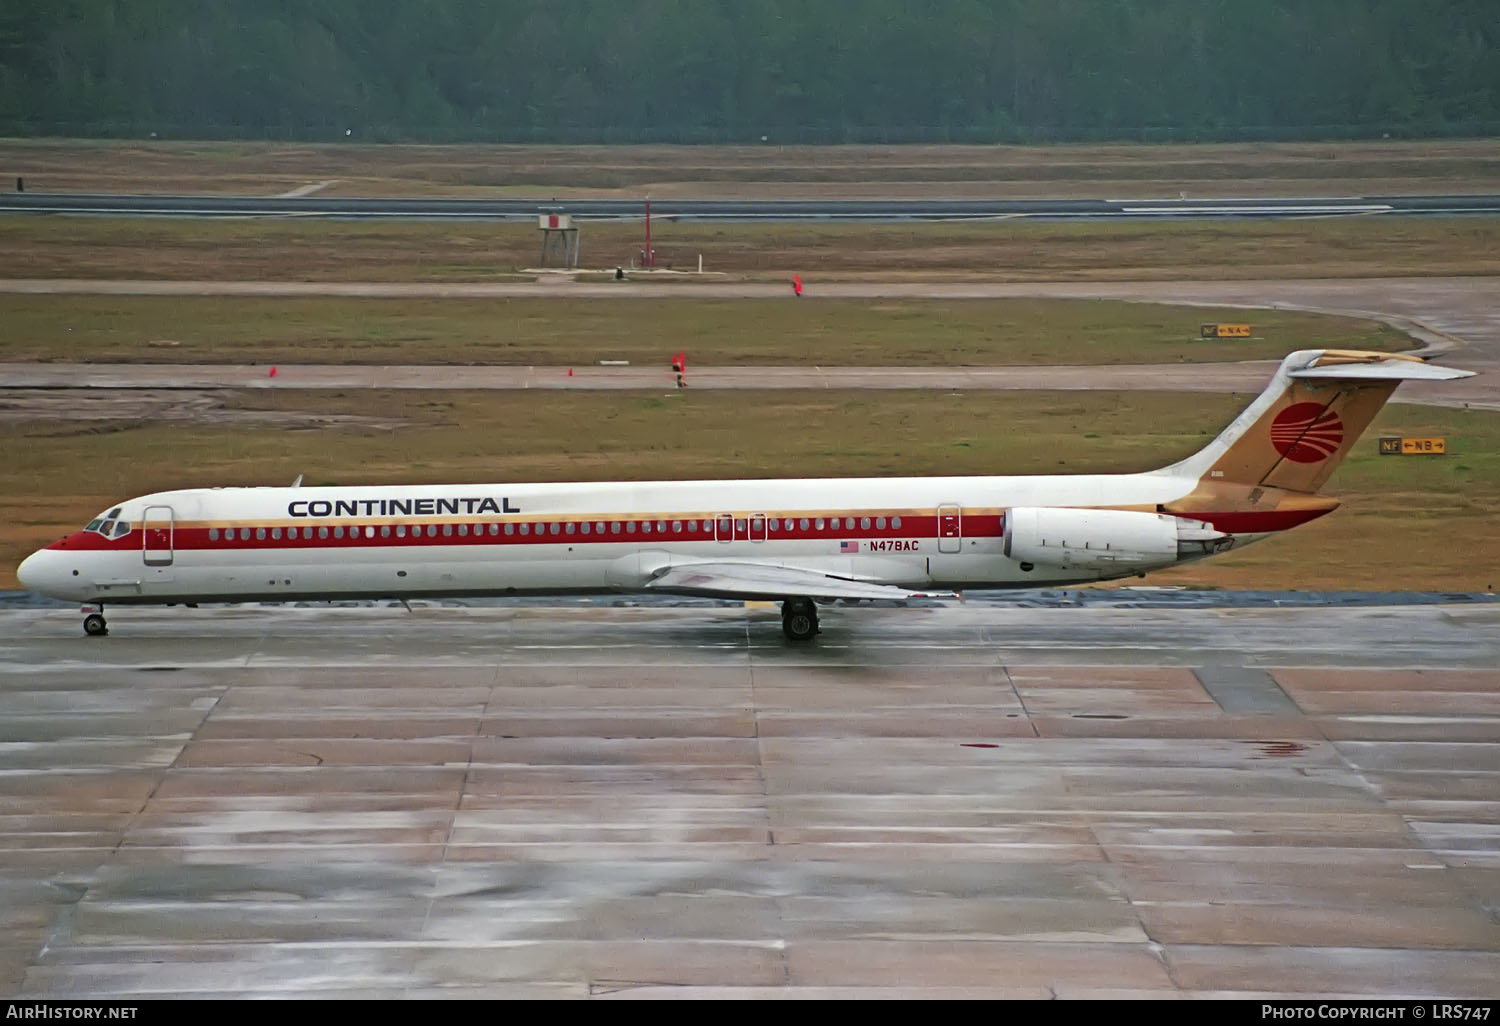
85, 509, 128, 538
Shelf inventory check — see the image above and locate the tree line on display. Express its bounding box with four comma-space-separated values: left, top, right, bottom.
1, 0, 1496, 142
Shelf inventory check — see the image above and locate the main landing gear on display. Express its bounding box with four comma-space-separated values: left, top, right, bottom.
780, 598, 820, 642
82, 606, 108, 637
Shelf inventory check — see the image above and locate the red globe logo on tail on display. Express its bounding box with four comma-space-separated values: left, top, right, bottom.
1270, 402, 1345, 463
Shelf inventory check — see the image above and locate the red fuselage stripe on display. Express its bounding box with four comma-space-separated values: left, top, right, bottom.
45, 506, 1329, 554
49, 514, 994, 552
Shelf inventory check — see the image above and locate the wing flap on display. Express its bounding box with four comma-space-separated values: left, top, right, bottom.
643, 561, 950, 602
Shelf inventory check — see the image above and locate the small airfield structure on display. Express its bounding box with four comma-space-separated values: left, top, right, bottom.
538, 212, 580, 269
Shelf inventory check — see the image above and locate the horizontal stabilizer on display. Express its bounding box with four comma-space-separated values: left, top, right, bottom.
644, 561, 952, 603
1289, 357, 1474, 382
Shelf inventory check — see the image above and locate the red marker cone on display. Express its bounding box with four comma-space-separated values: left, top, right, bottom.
567, 368, 573, 377
268, 366, 278, 378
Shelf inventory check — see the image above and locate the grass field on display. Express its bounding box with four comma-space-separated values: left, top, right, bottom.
4, 389, 1495, 592
3, 138, 1498, 198
4, 214, 1499, 282
0, 295, 1405, 366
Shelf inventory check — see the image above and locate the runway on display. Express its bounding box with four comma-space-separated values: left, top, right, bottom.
1, 602, 1497, 998
5, 193, 1500, 221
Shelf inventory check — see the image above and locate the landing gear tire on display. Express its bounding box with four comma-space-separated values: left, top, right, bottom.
781, 598, 819, 642
83, 613, 108, 637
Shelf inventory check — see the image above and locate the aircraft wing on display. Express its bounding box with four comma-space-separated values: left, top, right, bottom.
643, 561, 952, 603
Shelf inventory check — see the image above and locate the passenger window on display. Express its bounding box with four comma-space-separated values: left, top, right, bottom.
687, 520, 697, 532
799, 518, 810, 531
672, 520, 683, 533
578, 523, 589, 535
641, 521, 651, 534
333, 527, 344, 539
596, 522, 606, 534
442, 524, 453, 537
396, 525, 406, 538
365, 526, 375, 539
861, 517, 872, 530
271, 528, 282, 540
256, 528, 267, 541
458, 524, 468, 537
318, 527, 329, 540
520, 523, 530, 536
489, 524, 499, 536
815, 518, 825, 530
209, 528, 219, 541
892, 516, 902, 529
302, 527, 312, 539
626, 521, 636, 534
876, 517, 887, 530
611, 522, 621, 535
380, 526, 391, 538
505, 523, 515, 535
549, 522, 560, 536
656, 521, 667, 532
426, 525, 437, 538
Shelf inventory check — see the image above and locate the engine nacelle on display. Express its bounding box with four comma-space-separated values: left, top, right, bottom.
1003, 507, 1182, 572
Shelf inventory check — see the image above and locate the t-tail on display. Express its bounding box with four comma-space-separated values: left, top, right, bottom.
1157, 348, 1472, 521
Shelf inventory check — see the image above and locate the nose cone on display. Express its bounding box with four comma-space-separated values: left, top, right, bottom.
17, 550, 42, 591
17, 548, 70, 599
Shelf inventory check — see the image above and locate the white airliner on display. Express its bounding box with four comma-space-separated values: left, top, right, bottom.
17, 349, 1472, 641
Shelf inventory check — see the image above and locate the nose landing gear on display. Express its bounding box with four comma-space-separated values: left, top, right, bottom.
82, 606, 108, 637
780, 598, 819, 642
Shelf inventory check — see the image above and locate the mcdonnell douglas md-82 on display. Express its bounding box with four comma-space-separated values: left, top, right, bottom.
17, 349, 1473, 641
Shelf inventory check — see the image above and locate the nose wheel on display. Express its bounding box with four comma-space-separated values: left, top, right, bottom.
780, 598, 819, 642
83, 610, 108, 637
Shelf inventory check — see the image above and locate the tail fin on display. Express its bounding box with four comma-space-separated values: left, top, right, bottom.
1163, 349, 1473, 494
